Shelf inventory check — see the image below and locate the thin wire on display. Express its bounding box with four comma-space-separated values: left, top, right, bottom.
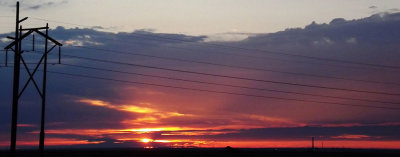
59, 54, 400, 96
30, 17, 92, 28
61, 63, 400, 105
1, 63, 399, 110
68, 46, 400, 86
3, 60, 399, 104
67, 33, 395, 73
30, 17, 400, 70
16, 22, 400, 74
131, 33, 400, 69
43, 70, 400, 110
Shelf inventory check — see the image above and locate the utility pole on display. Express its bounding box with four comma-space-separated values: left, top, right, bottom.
312, 137, 315, 151
39, 23, 49, 155
10, 2, 21, 156
4, 2, 62, 157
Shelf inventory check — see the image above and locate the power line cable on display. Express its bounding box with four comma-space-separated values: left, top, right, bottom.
30, 17, 400, 70
131, 33, 400, 70
66, 33, 394, 72
61, 63, 400, 105
41, 69, 400, 110
83, 32, 400, 72
58, 53, 400, 96
14, 21, 400, 74
68, 45, 400, 86
30, 17, 92, 28
4, 60, 399, 104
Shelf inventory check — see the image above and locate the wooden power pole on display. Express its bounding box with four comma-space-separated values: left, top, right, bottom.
4, 1, 63, 156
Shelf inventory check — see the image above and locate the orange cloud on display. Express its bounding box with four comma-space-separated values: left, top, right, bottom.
30, 127, 193, 137
29, 129, 131, 136
206, 140, 400, 149
77, 98, 190, 130
0, 138, 104, 147
331, 134, 374, 139
77, 98, 185, 117
17, 124, 36, 127
317, 122, 400, 127
116, 137, 209, 148
161, 130, 239, 136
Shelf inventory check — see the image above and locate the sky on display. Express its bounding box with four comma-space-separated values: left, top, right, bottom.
1, 0, 400, 149
0, 0, 400, 35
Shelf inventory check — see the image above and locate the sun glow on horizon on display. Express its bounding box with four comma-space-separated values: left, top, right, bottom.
141, 138, 152, 143
35, 99, 400, 149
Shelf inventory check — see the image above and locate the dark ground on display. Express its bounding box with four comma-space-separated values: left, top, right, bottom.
1, 148, 400, 157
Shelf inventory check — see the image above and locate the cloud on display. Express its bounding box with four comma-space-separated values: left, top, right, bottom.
25, 0, 68, 10
76, 98, 185, 116
0, 0, 68, 10
17, 124, 400, 148
64, 40, 84, 46
331, 134, 374, 140
1, 12, 400, 148
0, 137, 104, 147
204, 32, 258, 42
388, 8, 400, 13
202, 125, 400, 141
246, 12, 400, 47
17, 124, 36, 128
62, 34, 104, 46
345, 37, 357, 44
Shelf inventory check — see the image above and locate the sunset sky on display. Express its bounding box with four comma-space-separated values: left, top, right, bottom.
1, 0, 400, 149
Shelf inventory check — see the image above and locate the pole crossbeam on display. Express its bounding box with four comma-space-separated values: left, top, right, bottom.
4, 30, 33, 49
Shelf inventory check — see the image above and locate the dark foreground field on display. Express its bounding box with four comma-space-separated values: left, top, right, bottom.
1, 148, 400, 157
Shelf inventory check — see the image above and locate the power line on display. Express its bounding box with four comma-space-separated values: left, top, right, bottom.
59, 54, 400, 96
20, 51, 400, 96
20, 21, 400, 73
40, 69, 400, 110
4, 61, 400, 105
68, 45, 400, 86
76, 32, 400, 72
130, 33, 400, 70
66, 33, 396, 73
30, 17, 400, 70
61, 63, 400, 105
30, 17, 92, 28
